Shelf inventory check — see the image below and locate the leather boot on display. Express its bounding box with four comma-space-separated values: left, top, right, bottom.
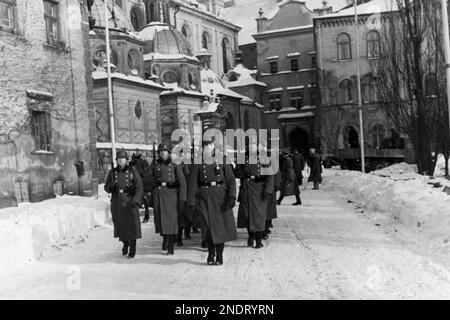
122, 240, 129, 256
292, 194, 302, 206
277, 196, 284, 206
215, 244, 224, 266
247, 231, 255, 247
313, 182, 319, 190
184, 226, 192, 240
162, 235, 168, 251
255, 232, 264, 249
128, 240, 137, 258
207, 243, 215, 265
167, 235, 175, 255
177, 228, 184, 247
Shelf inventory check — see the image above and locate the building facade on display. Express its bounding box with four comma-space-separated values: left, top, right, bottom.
0, 0, 97, 208
314, 1, 414, 166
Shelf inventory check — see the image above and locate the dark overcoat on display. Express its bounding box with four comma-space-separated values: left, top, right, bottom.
147, 159, 187, 235
267, 169, 281, 221
188, 162, 237, 245
104, 165, 143, 241
235, 160, 275, 232
292, 151, 305, 185
280, 156, 298, 196
308, 154, 323, 183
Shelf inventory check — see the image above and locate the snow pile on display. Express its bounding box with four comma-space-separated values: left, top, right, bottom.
0, 193, 111, 274
324, 165, 450, 241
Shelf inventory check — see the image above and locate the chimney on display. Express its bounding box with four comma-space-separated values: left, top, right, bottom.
314, 0, 333, 16
256, 8, 268, 33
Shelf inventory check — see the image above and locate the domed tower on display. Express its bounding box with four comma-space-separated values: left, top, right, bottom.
139, 22, 201, 91
88, 0, 144, 77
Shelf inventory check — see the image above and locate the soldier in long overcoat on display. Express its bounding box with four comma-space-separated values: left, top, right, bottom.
308, 148, 323, 190
187, 138, 237, 266
130, 151, 151, 223
104, 150, 143, 259
264, 154, 281, 239
292, 148, 305, 186
147, 143, 187, 255
236, 142, 274, 249
277, 150, 302, 206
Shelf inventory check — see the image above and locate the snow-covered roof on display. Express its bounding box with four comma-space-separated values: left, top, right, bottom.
143, 52, 199, 62
224, 64, 267, 88
92, 70, 166, 89
316, 0, 398, 20
221, 0, 348, 45
278, 111, 314, 119
200, 68, 249, 100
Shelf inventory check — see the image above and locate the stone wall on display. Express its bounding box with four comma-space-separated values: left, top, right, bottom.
0, 0, 96, 208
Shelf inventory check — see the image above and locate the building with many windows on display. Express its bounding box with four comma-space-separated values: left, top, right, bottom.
313, 0, 415, 165
0, 0, 97, 208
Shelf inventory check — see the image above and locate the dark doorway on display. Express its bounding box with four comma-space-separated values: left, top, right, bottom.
344, 126, 360, 148
289, 127, 309, 155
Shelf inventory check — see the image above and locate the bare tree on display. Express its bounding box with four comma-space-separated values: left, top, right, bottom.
373, 0, 449, 175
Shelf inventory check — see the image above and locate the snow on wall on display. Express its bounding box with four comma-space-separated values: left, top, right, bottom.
0, 193, 111, 274
324, 165, 450, 241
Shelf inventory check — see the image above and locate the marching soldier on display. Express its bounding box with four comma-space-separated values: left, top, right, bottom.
147, 143, 187, 255
264, 149, 281, 239
104, 150, 143, 259
187, 137, 237, 266
292, 147, 305, 186
236, 141, 274, 249
277, 149, 302, 206
130, 150, 151, 223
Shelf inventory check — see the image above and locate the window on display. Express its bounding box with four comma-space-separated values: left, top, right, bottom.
269, 95, 281, 110
367, 30, 380, 58
310, 88, 318, 106
339, 79, 353, 104
92, 49, 118, 69
425, 73, 437, 97
290, 58, 299, 72
146, 1, 157, 23
362, 76, 378, 103
270, 61, 278, 74
44, 0, 59, 46
222, 38, 231, 74
337, 33, 351, 60
290, 92, 303, 109
130, 7, 141, 31
202, 32, 210, 50
32, 110, 52, 151
311, 56, 317, 68
0, 0, 15, 31
372, 124, 385, 149
127, 49, 141, 74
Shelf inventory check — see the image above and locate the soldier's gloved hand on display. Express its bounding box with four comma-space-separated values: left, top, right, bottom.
227, 196, 236, 210
130, 199, 140, 208
110, 184, 119, 194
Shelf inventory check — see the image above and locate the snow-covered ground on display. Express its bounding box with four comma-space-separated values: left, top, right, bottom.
0, 189, 111, 274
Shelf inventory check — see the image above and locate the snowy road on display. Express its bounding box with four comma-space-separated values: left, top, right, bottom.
1, 187, 450, 300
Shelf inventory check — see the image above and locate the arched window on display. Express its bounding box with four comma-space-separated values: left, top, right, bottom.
226, 112, 234, 130
222, 37, 231, 74
146, 1, 157, 23
362, 76, 378, 103
127, 49, 141, 75
339, 79, 353, 104
92, 48, 118, 69
343, 125, 359, 149
367, 30, 380, 58
372, 124, 385, 149
425, 73, 437, 97
337, 33, 352, 60
202, 31, 210, 50
130, 7, 141, 31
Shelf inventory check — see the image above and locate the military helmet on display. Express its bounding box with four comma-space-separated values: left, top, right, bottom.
116, 150, 129, 160
158, 143, 171, 153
